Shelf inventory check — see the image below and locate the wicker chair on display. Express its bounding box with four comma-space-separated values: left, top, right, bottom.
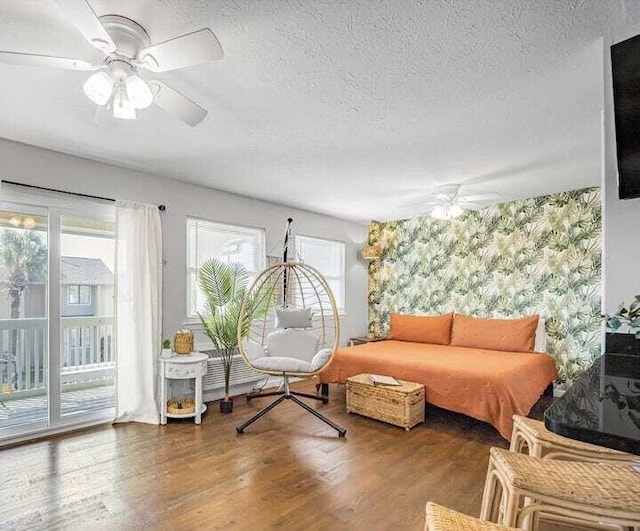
235, 260, 346, 437
510, 415, 640, 465
480, 447, 640, 529
425, 503, 517, 531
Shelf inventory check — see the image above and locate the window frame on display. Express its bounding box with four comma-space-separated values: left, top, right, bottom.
295, 234, 346, 314
67, 284, 91, 305
186, 216, 266, 319
79, 285, 91, 304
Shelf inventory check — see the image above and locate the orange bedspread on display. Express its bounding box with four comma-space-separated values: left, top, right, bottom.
320, 340, 557, 440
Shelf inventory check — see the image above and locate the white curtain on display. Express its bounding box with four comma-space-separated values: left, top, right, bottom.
114, 201, 162, 424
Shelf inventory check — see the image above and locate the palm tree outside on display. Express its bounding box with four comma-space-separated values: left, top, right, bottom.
0, 228, 48, 364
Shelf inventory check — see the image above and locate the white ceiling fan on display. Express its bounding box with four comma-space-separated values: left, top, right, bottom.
0, 0, 223, 126
400, 183, 501, 220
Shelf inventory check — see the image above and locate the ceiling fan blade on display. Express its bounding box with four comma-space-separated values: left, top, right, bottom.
138, 29, 223, 72
398, 198, 441, 210
0, 51, 94, 70
149, 80, 208, 126
458, 193, 501, 203
458, 202, 492, 211
54, 0, 116, 53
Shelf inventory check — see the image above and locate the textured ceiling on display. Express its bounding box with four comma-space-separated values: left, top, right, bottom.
0, 1, 638, 222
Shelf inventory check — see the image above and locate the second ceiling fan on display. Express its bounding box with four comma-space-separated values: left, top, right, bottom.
0, 0, 224, 126
400, 183, 501, 220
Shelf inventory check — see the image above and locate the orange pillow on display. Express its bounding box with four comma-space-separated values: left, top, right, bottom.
450, 314, 539, 352
387, 313, 453, 345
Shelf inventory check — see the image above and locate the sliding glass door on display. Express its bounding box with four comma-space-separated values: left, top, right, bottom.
0, 205, 49, 433
0, 194, 115, 441
59, 215, 115, 419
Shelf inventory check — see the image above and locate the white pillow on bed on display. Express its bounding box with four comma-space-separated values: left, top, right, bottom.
534, 317, 547, 352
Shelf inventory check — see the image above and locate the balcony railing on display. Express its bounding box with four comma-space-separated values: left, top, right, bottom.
0, 316, 114, 399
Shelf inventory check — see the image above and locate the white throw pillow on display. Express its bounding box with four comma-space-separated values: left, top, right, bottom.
534, 317, 547, 352
275, 307, 312, 329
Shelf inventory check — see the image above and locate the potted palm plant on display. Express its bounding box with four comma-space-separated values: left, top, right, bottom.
198, 258, 270, 413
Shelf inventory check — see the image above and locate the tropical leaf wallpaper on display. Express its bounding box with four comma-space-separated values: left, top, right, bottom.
368, 187, 601, 387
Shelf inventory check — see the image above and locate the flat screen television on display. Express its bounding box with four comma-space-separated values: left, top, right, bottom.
611, 34, 640, 199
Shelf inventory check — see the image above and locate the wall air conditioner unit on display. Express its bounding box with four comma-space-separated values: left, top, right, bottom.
202, 353, 265, 399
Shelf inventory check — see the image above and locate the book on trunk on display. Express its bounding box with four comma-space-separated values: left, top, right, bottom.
369, 374, 401, 386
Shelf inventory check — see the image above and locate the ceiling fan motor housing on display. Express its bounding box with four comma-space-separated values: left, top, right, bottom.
99, 15, 150, 62
434, 183, 462, 200
107, 58, 134, 80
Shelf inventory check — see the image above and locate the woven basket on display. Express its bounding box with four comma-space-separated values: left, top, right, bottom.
173, 331, 194, 355
167, 398, 195, 415
346, 374, 425, 430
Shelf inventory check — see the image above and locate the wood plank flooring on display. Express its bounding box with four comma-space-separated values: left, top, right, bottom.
0, 381, 562, 530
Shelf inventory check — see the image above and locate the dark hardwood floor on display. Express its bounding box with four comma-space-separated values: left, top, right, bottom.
0, 382, 561, 530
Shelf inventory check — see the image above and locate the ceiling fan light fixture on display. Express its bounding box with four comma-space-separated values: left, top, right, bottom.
430, 206, 447, 220
112, 83, 136, 120
83, 71, 113, 105
431, 203, 463, 220
0, 10, 221, 126
125, 75, 153, 109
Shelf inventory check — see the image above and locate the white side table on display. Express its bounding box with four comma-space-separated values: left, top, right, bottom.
159, 352, 208, 425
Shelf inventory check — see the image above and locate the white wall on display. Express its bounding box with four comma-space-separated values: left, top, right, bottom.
0, 138, 369, 345
603, 25, 640, 314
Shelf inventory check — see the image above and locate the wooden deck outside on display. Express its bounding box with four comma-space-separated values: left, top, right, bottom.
0, 385, 114, 430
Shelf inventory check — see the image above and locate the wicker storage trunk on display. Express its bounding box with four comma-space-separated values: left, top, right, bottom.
346, 374, 425, 430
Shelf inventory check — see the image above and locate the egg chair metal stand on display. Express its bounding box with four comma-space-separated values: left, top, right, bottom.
245, 380, 328, 404
235, 234, 346, 437
237, 374, 345, 436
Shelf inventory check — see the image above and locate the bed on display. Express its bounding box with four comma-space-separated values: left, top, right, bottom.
319, 339, 558, 440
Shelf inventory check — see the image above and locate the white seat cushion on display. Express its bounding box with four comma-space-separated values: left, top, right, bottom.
243, 330, 329, 374
251, 356, 313, 373
310, 348, 332, 371
267, 329, 319, 363
242, 339, 266, 363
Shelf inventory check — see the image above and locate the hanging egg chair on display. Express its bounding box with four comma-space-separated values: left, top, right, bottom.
235, 219, 346, 437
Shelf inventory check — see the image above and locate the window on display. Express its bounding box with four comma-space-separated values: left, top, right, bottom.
68, 284, 91, 305
295, 235, 345, 313
187, 218, 266, 317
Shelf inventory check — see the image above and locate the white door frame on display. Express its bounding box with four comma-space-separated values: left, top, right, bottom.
0, 189, 116, 443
